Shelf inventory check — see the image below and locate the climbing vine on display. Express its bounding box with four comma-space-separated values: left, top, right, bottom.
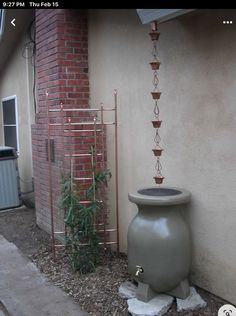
60, 146, 111, 274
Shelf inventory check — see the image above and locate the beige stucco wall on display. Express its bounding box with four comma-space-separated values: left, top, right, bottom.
0, 32, 35, 193
88, 9, 236, 304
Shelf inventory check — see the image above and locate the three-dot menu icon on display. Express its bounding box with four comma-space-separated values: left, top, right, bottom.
223, 21, 233, 24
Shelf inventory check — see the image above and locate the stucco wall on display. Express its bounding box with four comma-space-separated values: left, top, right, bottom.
88, 9, 236, 304
0, 33, 35, 193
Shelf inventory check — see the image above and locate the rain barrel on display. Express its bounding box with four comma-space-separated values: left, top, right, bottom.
128, 186, 191, 302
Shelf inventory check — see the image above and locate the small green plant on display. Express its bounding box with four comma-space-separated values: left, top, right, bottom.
60, 146, 111, 273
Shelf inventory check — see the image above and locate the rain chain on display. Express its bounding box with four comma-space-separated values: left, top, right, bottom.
149, 22, 164, 184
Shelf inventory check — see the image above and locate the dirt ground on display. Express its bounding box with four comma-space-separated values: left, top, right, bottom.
0, 206, 229, 316
0, 206, 50, 256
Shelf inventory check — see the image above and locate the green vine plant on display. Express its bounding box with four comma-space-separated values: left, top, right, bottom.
59, 146, 111, 274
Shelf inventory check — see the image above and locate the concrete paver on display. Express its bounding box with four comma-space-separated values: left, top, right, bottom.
127, 295, 174, 316
118, 281, 137, 299
176, 286, 207, 312
0, 235, 88, 316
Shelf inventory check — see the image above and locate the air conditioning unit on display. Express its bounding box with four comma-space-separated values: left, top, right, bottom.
0, 146, 21, 210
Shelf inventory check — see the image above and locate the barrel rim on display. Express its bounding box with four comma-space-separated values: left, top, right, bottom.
128, 186, 191, 206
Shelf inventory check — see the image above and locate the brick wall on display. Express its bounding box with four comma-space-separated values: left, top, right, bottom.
32, 9, 104, 238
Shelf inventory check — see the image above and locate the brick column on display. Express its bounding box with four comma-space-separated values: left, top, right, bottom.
32, 9, 92, 235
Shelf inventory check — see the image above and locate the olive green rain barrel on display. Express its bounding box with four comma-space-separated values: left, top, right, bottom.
128, 186, 191, 302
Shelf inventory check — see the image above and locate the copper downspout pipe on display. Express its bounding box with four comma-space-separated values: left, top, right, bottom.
46, 90, 55, 259
114, 90, 120, 253
101, 105, 107, 249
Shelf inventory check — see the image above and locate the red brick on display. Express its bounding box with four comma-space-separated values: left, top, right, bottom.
32, 9, 107, 238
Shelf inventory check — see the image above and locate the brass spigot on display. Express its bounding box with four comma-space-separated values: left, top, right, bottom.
135, 265, 144, 276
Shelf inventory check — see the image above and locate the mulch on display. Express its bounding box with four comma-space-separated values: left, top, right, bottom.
0, 207, 229, 315
30, 244, 228, 316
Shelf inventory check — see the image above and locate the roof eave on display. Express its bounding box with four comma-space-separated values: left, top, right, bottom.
136, 9, 196, 24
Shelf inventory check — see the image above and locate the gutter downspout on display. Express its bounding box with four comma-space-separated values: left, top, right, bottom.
0, 9, 6, 42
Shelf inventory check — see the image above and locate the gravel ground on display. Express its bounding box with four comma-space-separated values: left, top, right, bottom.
0, 206, 230, 316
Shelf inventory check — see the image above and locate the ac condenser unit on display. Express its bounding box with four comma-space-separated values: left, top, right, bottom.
0, 146, 21, 210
